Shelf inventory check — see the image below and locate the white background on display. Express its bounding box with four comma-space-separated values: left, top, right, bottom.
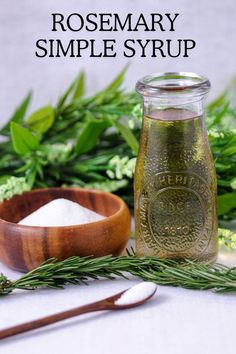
0, 0, 235, 124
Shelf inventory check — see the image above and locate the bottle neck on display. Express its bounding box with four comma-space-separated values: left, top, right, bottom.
141, 96, 209, 151
140, 108, 209, 172
143, 96, 205, 118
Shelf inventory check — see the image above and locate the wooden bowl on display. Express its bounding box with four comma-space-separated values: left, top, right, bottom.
0, 188, 131, 272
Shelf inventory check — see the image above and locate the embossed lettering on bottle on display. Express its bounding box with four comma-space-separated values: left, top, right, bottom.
139, 172, 214, 256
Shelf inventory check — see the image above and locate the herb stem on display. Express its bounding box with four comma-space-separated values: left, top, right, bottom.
1, 255, 236, 296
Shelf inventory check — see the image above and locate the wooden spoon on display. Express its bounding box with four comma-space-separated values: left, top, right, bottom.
0, 282, 157, 340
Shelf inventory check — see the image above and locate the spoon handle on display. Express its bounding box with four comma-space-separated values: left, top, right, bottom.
0, 300, 111, 340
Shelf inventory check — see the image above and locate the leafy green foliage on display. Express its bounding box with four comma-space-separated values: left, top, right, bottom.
218, 192, 236, 216
0, 176, 30, 202
26, 106, 54, 133
10, 122, 39, 155
0, 92, 32, 136
57, 73, 84, 109
75, 115, 109, 155
72, 71, 85, 100
0, 68, 235, 230
112, 121, 139, 155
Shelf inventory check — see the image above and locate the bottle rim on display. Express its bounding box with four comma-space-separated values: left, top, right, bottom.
136, 72, 211, 97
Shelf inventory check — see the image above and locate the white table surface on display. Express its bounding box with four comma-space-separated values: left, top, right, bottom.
0, 245, 236, 354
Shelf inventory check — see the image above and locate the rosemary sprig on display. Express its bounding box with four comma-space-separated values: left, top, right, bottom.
1, 255, 236, 296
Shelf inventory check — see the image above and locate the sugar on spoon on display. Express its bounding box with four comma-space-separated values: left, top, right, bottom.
0, 282, 157, 340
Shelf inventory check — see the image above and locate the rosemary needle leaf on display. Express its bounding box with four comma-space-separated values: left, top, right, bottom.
1, 255, 236, 296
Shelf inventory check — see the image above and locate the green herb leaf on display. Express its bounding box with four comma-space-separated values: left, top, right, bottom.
0, 175, 11, 185
72, 71, 85, 100
207, 91, 228, 112
93, 64, 129, 104
221, 135, 236, 156
208, 102, 230, 128
217, 192, 236, 215
113, 121, 139, 155
75, 117, 109, 156
104, 64, 129, 93
57, 71, 85, 109
26, 106, 54, 134
10, 122, 39, 155
57, 79, 77, 109
0, 92, 32, 136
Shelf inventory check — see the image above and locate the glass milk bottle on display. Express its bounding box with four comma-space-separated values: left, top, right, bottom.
134, 72, 218, 262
